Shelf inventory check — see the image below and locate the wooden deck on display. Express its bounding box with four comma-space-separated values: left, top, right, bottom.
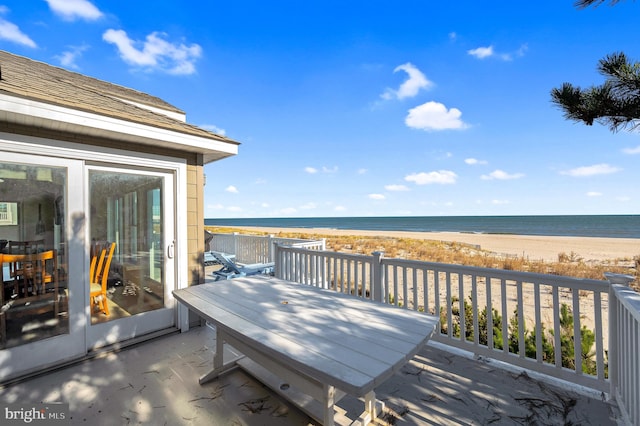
0, 325, 622, 425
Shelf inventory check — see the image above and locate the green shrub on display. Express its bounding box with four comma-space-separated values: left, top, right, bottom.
441, 298, 604, 376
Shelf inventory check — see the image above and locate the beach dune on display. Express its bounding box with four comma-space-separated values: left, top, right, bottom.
227, 226, 640, 263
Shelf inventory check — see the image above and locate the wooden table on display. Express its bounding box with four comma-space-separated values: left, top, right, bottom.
173, 275, 439, 426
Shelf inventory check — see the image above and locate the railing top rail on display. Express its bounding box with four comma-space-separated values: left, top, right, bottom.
610, 282, 640, 322
276, 243, 373, 262
209, 232, 324, 245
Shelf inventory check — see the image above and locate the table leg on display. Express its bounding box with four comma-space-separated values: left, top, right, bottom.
322, 384, 335, 426
199, 327, 244, 385
364, 391, 376, 421
214, 328, 224, 370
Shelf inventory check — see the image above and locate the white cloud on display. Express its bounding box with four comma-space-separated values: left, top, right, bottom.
449, 32, 457, 41
468, 44, 527, 61
369, 194, 385, 200
225, 185, 238, 193
516, 44, 529, 57
405, 101, 468, 131
384, 184, 409, 191
481, 170, 525, 180
322, 166, 338, 173
102, 29, 202, 75
468, 45, 494, 59
465, 158, 487, 165
587, 191, 603, 197
55, 45, 89, 69
45, 0, 103, 21
491, 199, 510, 205
306, 166, 337, 174
200, 124, 226, 136
358, 168, 368, 175
560, 163, 621, 177
0, 9, 37, 48
405, 170, 457, 185
334, 205, 347, 212
280, 207, 297, 214
622, 145, 640, 155
381, 63, 433, 100
226, 206, 243, 212
300, 202, 317, 210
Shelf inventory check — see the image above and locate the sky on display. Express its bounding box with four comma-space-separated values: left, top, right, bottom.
1, 1, 640, 218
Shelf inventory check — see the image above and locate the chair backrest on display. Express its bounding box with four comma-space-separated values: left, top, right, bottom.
92, 242, 116, 290
211, 251, 241, 274
89, 254, 99, 284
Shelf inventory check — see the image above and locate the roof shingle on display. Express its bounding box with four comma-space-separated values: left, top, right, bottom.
0, 50, 238, 146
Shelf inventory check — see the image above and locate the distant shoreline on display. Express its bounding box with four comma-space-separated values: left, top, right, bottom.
215, 225, 640, 263
205, 214, 640, 239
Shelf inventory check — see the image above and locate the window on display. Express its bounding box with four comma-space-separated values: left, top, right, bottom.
0, 203, 18, 225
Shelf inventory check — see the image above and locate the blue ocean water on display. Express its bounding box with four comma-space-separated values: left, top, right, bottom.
205, 215, 640, 239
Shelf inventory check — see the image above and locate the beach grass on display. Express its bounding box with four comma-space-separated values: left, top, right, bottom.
206, 227, 638, 290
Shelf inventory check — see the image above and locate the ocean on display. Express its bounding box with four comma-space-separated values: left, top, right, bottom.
205, 215, 640, 239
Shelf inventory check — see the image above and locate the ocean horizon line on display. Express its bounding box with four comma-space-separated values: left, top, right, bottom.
205, 214, 640, 239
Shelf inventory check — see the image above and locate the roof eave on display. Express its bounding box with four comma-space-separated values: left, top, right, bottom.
0, 93, 239, 164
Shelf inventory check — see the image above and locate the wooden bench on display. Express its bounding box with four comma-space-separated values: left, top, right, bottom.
173, 275, 439, 425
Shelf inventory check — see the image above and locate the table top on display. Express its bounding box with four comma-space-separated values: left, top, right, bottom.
173, 275, 439, 396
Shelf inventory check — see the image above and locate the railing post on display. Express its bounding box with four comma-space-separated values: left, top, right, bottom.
268, 234, 274, 263
372, 251, 384, 302
604, 272, 635, 402
233, 232, 239, 257
273, 243, 282, 279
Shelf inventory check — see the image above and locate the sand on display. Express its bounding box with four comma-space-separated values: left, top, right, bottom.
225, 226, 640, 263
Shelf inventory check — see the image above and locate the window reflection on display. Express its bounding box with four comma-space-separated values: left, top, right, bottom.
0, 163, 68, 349
89, 171, 164, 324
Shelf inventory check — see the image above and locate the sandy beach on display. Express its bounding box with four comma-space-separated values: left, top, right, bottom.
225, 226, 640, 263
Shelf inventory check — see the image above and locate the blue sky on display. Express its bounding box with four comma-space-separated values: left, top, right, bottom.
1, 1, 640, 218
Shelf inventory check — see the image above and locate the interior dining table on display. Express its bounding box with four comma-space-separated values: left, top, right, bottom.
173, 275, 440, 426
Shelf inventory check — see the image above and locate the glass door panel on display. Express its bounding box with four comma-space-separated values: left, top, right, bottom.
0, 153, 85, 383
0, 162, 69, 349
86, 167, 175, 349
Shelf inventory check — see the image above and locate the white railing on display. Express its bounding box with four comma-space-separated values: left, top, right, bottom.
606, 273, 640, 426
272, 243, 640, 414
207, 232, 326, 264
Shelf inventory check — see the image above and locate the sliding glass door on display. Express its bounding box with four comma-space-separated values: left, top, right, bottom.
0, 143, 181, 381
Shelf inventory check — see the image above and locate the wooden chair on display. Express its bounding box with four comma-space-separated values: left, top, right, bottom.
90, 242, 115, 316
7, 240, 45, 285
3, 250, 55, 298
1, 250, 59, 346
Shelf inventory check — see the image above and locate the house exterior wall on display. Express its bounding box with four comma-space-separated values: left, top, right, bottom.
187, 157, 206, 286
2, 122, 207, 286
